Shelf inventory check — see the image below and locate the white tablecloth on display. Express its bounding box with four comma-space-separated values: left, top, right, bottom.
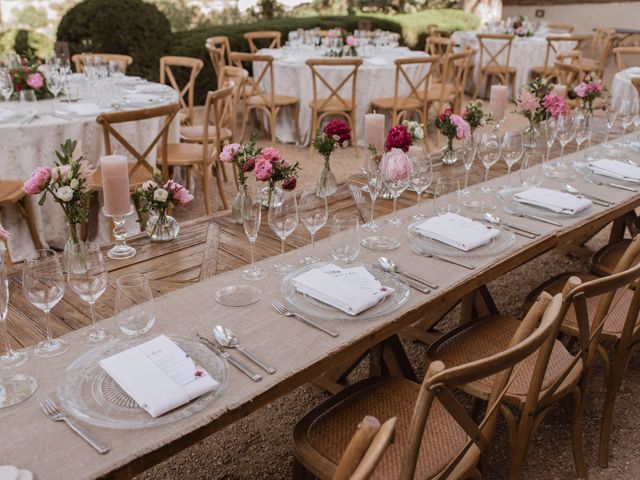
611, 67, 640, 106
254, 47, 429, 146
452, 31, 576, 95
0, 77, 179, 261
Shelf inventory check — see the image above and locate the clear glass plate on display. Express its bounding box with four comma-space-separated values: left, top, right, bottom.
405, 219, 516, 258
57, 336, 227, 429
497, 187, 593, 219
280, 263, 410, 321
572, 159, 640, 186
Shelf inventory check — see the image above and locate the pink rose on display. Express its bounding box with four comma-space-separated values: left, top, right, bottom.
26, 73, 44, 90
23, 166, 51, 194
575, 82, 588, 98
544, 93, 569, 119
254, 158, 273, 181
0, 223, 10, 242
587, 82, 604, 94
450, 114, 471, 140
164, 180, 193, 207
261, 147, 282, 164
380, 149, 413, 183
51, 165, 71, 182
516, 91, 540, 113
346, 35, 356, 47
220, 143, 240, 162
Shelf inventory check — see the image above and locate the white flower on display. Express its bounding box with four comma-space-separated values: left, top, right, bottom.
153, 188, 169, 202
54, 186, 74, 202
69, 178, 79, 189
142, 180, 157, 192
414, 126, 424, 139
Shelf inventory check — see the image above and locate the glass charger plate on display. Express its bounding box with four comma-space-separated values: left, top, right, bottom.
405, 219, 516, 258
280, 263, 410, 321
573, 159, 640, 187
497, 187, 593, 219
57, 336, 227, 429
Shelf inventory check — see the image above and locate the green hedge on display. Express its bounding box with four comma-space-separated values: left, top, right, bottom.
171, 15, 403, 104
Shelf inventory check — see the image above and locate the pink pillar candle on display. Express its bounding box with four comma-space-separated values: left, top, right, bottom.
101, 155, 131, 216
489, 84, 508, 123
552, 84, 568, 98
364, 113, 385, 154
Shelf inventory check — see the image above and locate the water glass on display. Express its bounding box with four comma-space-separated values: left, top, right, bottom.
520, 152, 545, 187
46, 70, 63, 99
268, 190, 299, 274
299, 187, 328, 265
434, 177, 461, 215
23, 249, 67, 357
409, 153, 433, 220
329, 213, 360, 264
619, 97, 638, 135
241, 187, 267, 281
501, 132, 524, 187
115, 273, 156, 336
478, 132, 501, 192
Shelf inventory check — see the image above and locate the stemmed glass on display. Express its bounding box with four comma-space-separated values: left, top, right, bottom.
0, 68, 13, 102
383, 156, 412, 227
619, 98, 638, 136
20, 90, 38, 120
542, 117, 558, 163
409, 152, 433, 220
557, 114, 576, 157
501, 132, 524, 187
361, 165, 383, 231
604, 101, 619, 145
574, 114, 592, 151
22, 249, 67, 357
478, 132, 501, 192
268, 190, 299, 274
299, 187, 328, 265
67, 242, 113, 346
461, 136, 477, 196
241, 187, 267, 280
433, 177, 461, 215
46, 70, 63, 100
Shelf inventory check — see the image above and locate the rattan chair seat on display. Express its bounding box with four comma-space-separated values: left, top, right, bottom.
370, 96, 422, 111
162, 143, 204, 165
308, 97, 357, 113
247, 94, 298, 107
180, 125, 232, 143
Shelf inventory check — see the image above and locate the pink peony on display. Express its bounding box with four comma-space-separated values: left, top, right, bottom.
587, 82, 604, 94
26, 73, 44, 90
220, 143, 241, 162
164, 180, 193, 207
50, 165, 71, 182
380, 148, 413, 183
385, 125, 413, 152
282, 176, 297, 190
0, 223, 10, 242
23, 166, 51, 195
346, 35, 356, 47
254, 157, 273, 181
450, 114, 471, 140
575, 82, 588, 98
261, 147, 282, 164
544, 93, 569, 119
516, 91, 540, 113
323, 118, 351, 144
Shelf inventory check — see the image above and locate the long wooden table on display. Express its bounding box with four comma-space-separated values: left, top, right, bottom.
3, 125, 638, 479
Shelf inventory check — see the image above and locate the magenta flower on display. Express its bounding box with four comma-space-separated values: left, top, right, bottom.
516, 91, 540, 113
26, 73, 44, 90
254, 157, 273, 181
242, 157, 255, 172
385, 125, 413, 152
220, 143, 241, 162
380, 149, 413, 183
261, 147, 282, 164
323, 118, 351, 144
450, 114, 471, 140
282, 176, 297, 190
23, 166, 52, 195
544, 94, 569, 119
0, 223, 10, 242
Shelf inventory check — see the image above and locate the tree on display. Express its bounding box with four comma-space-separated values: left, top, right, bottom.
151, 0, 202, 32
11, 4, 49, 30
256, 0, 285, 20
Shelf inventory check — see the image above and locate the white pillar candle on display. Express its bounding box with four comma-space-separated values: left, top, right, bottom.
100, 155, 131, 216
489, 84, 509, 123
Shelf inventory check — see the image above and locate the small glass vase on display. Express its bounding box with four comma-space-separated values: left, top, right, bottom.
524, 121, 539, 149
63, 222, 81, 271
260, 185, 283, 208
146, 212, 179, 242
580, 106, 593, 128
441, 139, 457, 165
316, 158, 338, 197
231, 184, 251, 224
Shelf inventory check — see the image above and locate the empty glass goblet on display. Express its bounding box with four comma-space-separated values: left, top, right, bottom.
520, 152, 545, 187
241, 187, 267, 281
268, 190, 299, 274
409, 152, 433, 220
501, 132, 524, 188
299, 187, 328, 265
478, 132, 501, 192
115, 273, 156, 336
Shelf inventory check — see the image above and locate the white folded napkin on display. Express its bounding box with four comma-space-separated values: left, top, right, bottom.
133, 83, 172, 94
124, 93, 162, 106
588, 159, 640, 182
413, 212, 499, 252
0, 109, 14, 122
59, 102, 101, 116
513, 187, 592, 214
100, 335, 218, 418
292, 264, 394, 316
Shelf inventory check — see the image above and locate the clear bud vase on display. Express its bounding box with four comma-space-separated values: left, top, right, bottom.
524, 120, 539, 149
316, 157, 338, 198
231, 184, 250, 224
442, 138, 457, 165
146, 210, 179, 242
63, 222, 81, 272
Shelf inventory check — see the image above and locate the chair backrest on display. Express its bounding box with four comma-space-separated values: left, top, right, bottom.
306, 58, 363, 112
398, 291, 569, 479
613, 46, 640, 70
390, 55, 440, 114
554, 61, 581, 88
556, 49, 583, 66
218, 65, 248, 141
541, 35, 590, 72
476, 33, 515, 70
589, 28, 617, 66
333, 416, 397, 480
159, 56, 204, 125
245, 31, 281, 53
201, 84, 236, 171
548, 23, 575, 34
229, 52, 275, 106
426, 36, 453, 56
96, 102, 180, 181
445, 49, 475, 95
72, 53, 133, 73
205, 36, 231, 77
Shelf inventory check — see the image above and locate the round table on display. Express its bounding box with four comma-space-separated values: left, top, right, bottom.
0, 75, 179, 261
255, 47, 428, 146
611, 67, 640, 106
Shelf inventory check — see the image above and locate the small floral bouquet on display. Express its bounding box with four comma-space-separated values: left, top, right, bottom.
401, 120, 425, 143
385, 124, 413, 153
511, 15, 533, 37
435, 107, 472, 163
324, 28, 358, 57
516, 78, 569, 125
220, 137, 262, 188
462, 100, 493, 132
23, 139, 94, 245
253, 146, 299, 192
312, 119, 351, 196
571, 74, 606, 115
10, 55, 48, 99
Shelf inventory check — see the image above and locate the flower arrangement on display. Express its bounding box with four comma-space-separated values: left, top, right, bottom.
23, 139, 94, 245
220, 137, 261, 188
324, 28, 358, 57
385, 124, 413, 152
9, 55, 48, 99
435, 107, 472, 163
511, 15, 533, 37
571, 74, 606, 115
401, 120, 425, 143
312, 119, 351, 196
462, 100, 493, 132
254, 147, 299, 191
516, 78, 569, 125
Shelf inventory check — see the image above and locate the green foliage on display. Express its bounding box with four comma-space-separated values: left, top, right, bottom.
11, 4, 50, 29
56, 0, 172, 81
149, 0, 203, 32
0, 29, 53, 58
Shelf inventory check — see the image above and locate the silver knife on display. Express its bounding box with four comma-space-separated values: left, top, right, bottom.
197, 334, 262, 382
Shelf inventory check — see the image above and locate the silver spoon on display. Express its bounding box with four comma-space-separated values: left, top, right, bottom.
502, 205, 562, 227
562, 184, 612, 206
483, 212, 539, 238
378, 256, 438, 290
585, 177, 638, 192
213, 325, 276, 374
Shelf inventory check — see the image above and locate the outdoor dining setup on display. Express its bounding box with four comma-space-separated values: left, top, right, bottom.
2, 4, 640, 479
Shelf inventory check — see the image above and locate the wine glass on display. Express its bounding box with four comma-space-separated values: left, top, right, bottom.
241, 187, 267, 281
0, 68, 13, 102
362, 164, 383, 231
434, 177, 461, 215
520, 151, 545, 187
557, 114, 576, 157
383, 154, 412, 226
115, 273, 156, 336
299, 187, 328, 265
268, 190, 299, 274
22, 249, 67, 357
46, 70, 63, 100
574, 114, 592, 152
501, 132, 524, 187
619, 97, 638, 136
542, 117, 558, 163
461, 136, 477, 196
329, 213, 360, 264
478, 132, 501, 192
67, 242, 113, 346
0, 254, 30, 368
409, 152, 433, 220
604, 101, 619, 145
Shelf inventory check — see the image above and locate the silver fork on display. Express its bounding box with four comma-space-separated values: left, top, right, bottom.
39, 395, 109, 454
271, 299, 339, 337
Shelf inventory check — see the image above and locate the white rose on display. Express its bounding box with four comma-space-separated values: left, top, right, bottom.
54, 185, 74, 202
69, 178, 79, 189
414, 126, 424, 139
153, 188, 169, 202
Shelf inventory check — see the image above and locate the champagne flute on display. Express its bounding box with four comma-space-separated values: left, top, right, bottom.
478, 132, 501, 192
542, 117, 558, 168
433, 177, 461, 215
299, 187, 328, 265
557, 114, 576, 157
604, 101, 619, 145
362, 165, 383, 231
241, 187, 267, 280
0, 253, 30, 368
409, 152, 433, 220
23, 249, 67, 357
268, 190, 299, 274
501, 132, 524, 188
67, 242, 112, 345
461, 136, 477, 195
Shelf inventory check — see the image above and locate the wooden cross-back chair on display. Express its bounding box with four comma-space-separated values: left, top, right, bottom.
230, 52, 300, 144
428, 49, 475, 121
473, 33, 517, 99
425, 37, 453, 84
576, 28, 618, 79
0, 181, 43, 260
554, 61, 582, 90
548, 23, 575, 34
293, 292, 568, 480
530, 35, 590, 80
244, 31, 281, 53
159, 56, 204, 127
613, 46, 640, 70
71, 53, 133, 73
217, 65, 249, 143
205, 36, 231, 78
306, 58, 363, 157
